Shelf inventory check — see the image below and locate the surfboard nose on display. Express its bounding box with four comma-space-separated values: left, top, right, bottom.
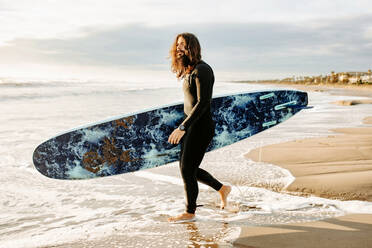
32, 143, 50, 178
32, 139, 69, 180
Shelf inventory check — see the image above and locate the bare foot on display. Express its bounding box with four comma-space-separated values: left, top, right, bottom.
168, 212, 195, 223
218, 185, 231, 209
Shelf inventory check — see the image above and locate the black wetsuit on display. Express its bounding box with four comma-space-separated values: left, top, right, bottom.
179, 60, 223, 214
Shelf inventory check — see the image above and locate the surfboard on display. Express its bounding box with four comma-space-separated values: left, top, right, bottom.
33, 90, 308, 179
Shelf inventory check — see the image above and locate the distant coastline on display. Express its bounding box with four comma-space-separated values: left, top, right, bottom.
234, 69, 372, 88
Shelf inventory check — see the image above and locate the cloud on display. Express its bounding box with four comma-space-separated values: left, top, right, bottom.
1, 14, 372, 78
0, 24, 176, 69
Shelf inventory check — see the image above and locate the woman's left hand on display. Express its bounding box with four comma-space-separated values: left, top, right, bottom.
168, 129, 186, 144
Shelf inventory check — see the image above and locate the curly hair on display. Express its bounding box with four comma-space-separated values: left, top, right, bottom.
169, 33, 202, 79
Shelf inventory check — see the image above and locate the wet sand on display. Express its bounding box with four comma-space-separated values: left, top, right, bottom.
234, 214, 372, 248
333, 99, 372, 106
245, 123, 372, 201
238, 83, 372, 247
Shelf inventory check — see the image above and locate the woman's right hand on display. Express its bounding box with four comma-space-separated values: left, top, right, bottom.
168, 129, 185, 145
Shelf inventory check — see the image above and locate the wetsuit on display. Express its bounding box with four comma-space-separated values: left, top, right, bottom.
179, 60, 223, 214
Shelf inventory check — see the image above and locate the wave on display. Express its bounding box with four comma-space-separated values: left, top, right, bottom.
0, 78, 84, 88
0, 78, 178, 89
0, 86, 179, 102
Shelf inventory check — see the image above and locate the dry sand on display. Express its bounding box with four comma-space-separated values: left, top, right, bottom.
237, 84, 372, 247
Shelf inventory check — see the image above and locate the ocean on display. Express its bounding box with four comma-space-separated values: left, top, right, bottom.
1, 78, 372, 247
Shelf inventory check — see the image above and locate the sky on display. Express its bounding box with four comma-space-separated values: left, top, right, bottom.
0, 0, 372, 81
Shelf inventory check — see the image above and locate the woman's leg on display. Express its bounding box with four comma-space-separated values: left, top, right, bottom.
179, 130, 201, 214
196, 168, 222, 191
167, 138, 199, 222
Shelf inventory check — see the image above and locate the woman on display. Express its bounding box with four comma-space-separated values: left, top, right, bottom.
167, 33, 231, 222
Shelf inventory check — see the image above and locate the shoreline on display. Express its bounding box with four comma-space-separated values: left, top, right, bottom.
233, 81, 372, 98
245, 123, 372, 201
235, 82, 372, 247
234, 80, 372, 90
244, 82, 372, 201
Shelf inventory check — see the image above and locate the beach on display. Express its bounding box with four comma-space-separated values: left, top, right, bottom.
2, 79, 372, 248
238, 83, 372, 248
